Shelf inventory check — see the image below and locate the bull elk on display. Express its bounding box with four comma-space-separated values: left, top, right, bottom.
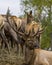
18, 22, 51, 65
22, 33, 51, 65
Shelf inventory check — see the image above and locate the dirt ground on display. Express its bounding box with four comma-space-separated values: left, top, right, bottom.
0, 48, 25, 65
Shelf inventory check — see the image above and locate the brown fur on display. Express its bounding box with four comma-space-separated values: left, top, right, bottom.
1, 14, 24, 29
0, 15, 19, 52
10, 16, 22, 29
25, 21, 42, 34
30, 48, 52, 65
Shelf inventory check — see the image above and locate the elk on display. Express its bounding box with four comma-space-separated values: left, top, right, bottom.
25, 21, 42, 47
19, 22, 52, 65
0, 15, 21, 53
0, 15, 10, 53
5, 15, 27, 54
9, 16, 27, 54
16, 21, 42, 63
0, 14, 27, 54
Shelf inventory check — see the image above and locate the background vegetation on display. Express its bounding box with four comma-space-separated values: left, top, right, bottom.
21, 0, 52, 49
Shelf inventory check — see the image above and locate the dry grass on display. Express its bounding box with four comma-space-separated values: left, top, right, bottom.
0, 49, 25, 65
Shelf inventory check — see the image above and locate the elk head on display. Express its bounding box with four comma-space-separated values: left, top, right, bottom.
18, 28, 43, 50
